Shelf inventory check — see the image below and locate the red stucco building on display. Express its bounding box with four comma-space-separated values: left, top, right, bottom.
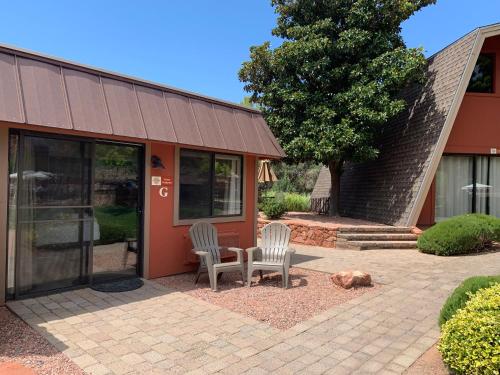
0, 44, 283, 303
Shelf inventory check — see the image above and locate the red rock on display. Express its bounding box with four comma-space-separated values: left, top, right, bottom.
331, 271, 372, 289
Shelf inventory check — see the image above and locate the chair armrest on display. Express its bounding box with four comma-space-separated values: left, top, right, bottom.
192, 249, 209, 257
227, 247, 244, 263
246, 247, 262, 263
284, 248, 294, 269
192, 249, 213, 268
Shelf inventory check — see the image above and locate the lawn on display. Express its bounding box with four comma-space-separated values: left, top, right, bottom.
94, 206, 138, 245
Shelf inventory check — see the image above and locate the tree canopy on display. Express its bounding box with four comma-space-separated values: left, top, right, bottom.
239, 0, 435, 214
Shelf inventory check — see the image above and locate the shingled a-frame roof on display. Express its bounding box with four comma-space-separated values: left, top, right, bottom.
0, 44, 284, 159
313, 23, 500, 226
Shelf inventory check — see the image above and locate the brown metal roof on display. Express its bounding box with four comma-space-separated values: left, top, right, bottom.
0, 44, 284, 158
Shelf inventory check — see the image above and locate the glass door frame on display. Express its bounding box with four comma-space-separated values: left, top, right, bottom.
7, 129, 145, 298
94, 139, 145, 281
437, 153, 500, 219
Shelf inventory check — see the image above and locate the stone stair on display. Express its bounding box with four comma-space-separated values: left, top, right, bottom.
336, 226, 418, 250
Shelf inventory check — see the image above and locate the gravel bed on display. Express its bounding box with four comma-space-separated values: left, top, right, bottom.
155, 267, 378, 330
0, 307, 84, 375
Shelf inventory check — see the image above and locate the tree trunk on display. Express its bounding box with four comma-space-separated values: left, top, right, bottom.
328, 160, 342, 216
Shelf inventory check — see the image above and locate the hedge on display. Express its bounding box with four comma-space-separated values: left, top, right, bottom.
418, 214, 500, 256
439, 275, 500, 327
439, 283, 500, 375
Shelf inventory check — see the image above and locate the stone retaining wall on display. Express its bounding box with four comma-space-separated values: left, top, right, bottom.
257, 218, 337, 248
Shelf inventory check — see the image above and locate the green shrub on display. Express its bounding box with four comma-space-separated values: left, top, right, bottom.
439, 275, 500, 327
283, 193, 310, 212
439, 283, 500, 375
417, 214, 500, 256
262, 199, 287, 219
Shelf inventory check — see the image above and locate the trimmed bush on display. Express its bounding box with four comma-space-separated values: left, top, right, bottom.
262, 199, 287, 220
439, 283, 500, 375
439, 275, 500, 327
283, 193, 310, 212
417, 214, 500, 256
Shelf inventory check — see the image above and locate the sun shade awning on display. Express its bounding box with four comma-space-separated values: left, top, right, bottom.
0, 45, 284, 158
258, 160, 278, 183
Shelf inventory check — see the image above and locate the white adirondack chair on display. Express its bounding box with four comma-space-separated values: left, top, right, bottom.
246, 222, 295, 288
189, 221, 244, 292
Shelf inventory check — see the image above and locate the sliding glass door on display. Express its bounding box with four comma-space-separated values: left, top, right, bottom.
92, 142, 142, 283
435, 155, 500, 222
11, 134, 93, 297
7, 132, 143, 298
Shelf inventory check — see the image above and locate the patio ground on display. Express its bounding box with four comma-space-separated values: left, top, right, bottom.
6, 245, 500, 374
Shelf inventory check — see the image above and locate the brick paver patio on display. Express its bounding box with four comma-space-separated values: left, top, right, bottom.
7, 246, 500, 374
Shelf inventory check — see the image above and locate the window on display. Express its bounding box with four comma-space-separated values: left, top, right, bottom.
435, 156, 473, 221
179, 149, 243, 220
435, 155, 500, 222
467, 54, 494, 93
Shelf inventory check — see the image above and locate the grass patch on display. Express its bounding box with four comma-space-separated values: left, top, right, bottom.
283, 193, 310, 212
94, 206, 137, 245
262, 191, 310, 212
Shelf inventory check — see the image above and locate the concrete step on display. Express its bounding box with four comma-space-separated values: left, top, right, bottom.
337, 226, 413, 234
337, 233, 418, 241
337, 240, 418, 250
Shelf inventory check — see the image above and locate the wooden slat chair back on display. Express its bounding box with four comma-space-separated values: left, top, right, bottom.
246, 222, 295, 288
189, 222, 221, 266
260, 222, 291, 263
188, 221, 244, 291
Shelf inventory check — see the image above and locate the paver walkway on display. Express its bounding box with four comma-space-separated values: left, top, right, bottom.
7, 246, 500, 374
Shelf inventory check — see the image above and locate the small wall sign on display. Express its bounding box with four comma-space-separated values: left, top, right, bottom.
162, 177, 173, 186
490, 148, 497, 155
159, 187, 169, 198
151, 176, 161, 186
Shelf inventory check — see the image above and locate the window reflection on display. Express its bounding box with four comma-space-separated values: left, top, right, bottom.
92, 143, 141, 281
467, 54, 494, 93
179, 149, 243, 220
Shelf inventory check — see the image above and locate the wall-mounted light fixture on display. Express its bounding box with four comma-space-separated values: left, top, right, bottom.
151, 155, 165, 169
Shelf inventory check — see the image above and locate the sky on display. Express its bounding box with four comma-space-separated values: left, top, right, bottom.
0, 1, 499, 104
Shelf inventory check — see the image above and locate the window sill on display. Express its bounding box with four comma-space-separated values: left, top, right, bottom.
173, 215, 246, 227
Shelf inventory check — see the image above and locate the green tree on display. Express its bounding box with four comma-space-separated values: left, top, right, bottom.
240, 96, 256, 108
239, 0, 434, 215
